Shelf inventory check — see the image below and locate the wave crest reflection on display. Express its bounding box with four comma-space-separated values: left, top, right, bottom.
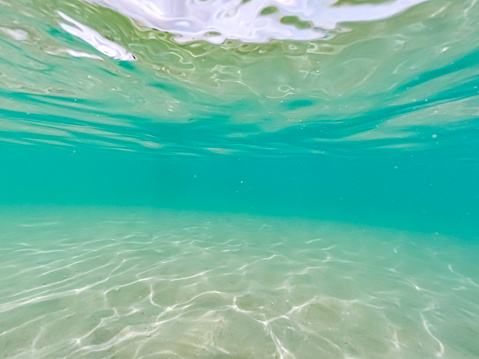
85, 0, 428, 43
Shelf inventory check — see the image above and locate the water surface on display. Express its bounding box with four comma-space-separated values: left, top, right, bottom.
0, 0, 478, 357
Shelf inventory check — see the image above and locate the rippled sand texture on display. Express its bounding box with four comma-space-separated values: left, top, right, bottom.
0, 207, 478, 359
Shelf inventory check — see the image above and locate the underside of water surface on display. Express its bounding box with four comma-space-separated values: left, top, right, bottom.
0, 0, 479, 358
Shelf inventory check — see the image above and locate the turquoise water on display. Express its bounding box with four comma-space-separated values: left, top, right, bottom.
1, 0, 479, 357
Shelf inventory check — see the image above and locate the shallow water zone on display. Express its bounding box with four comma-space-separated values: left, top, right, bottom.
0, 207, 478, 359
1, 0, 479, 358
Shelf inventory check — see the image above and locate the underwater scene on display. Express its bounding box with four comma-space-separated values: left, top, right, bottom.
1, 0, 479, 358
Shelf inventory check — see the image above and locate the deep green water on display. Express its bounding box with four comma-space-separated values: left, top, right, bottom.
1, 0, 479, 358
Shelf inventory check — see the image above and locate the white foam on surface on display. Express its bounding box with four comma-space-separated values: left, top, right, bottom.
58, 11, 135, 60
83, 0, 428, 43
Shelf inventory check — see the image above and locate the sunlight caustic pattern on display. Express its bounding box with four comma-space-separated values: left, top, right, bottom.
0, 208, 478, 358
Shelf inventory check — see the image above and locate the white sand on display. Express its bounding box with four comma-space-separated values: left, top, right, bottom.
0, 206, 478, 358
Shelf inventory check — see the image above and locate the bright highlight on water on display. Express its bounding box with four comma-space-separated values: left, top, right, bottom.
0, 0, 478, 358
81, 0, 428, 43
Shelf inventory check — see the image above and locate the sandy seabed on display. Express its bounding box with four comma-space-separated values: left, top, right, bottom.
0, 206, 478, 359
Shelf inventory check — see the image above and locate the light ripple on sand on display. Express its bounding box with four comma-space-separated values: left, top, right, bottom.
0, 207, 478, 358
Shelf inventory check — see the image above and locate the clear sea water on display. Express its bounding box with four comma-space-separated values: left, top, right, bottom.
1, 0, 479, 358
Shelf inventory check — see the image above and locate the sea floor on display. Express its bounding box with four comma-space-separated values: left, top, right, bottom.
0, 206, 478, 359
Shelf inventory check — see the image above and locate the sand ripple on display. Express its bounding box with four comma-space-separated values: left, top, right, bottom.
0, 207, 478, 358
